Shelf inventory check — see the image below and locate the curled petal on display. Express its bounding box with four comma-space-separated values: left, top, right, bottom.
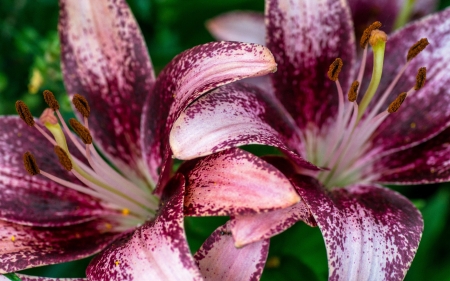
16, 274, 86, 281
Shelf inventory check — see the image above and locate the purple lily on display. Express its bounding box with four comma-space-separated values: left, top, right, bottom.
0, 0, 296, 280
170, 0, 450, 280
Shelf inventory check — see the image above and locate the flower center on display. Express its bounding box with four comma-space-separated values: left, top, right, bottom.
301, 22, 428, 189
17, 91, 159, 230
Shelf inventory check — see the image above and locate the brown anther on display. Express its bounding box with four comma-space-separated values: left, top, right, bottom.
388, 92, 407, 113
43, 90, 60, 110
360, 21, 382, 48
69, 118, 93, 144
369, 30, 388, 47
72, 94, 90, 118
23, 152, 40, 175
348, 81, 359, 102
415, 67, 427, 90
54, 146, 73, 171
15, 101, 35, 126
407, 38, 429, 61
327, 58, 343, 81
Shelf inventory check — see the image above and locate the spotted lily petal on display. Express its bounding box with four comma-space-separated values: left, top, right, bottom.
59, 0, 154, 180
293, 176, 423, 281
181, 148, 300, 216
266, 0, 356, 130
0, 117, 111, 227
194, 223, 269, 280
86, 174, 203, 281
16, 274, 86, 281
0, 219, 118, 273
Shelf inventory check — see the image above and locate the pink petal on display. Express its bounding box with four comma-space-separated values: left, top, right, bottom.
206, 11, 265, 45
59, 0, 154, 181
141, 41, 277, 193
181, 148, 300, 216
194, 223, 269, 281
0, 117, 111, 227
16, 274, 86, 281
266, 0, 356, 130
86, 174, 203, 281
294, 176, 423, 281
0, 219, 118, 273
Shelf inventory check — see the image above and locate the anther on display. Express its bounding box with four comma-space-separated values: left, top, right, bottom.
23, 152, 40, 175
388, 92, 407, 113
369, 30, 388, 47
72, 94, 90, 118
407, 38, 429, 61
54, 145, 73, 171
15, 101, 35, 126
348, 81, 359, 102
69, 118, 93, 144
327, 58, 343, 81
360, 21, 382, 48
415, 67, 427, 90
43, 90, 60, 111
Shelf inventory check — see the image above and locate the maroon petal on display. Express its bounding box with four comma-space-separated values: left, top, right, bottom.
266, 0, 356, 130
181, 148, 300, 216
194, 223, 269, 281
16, 274, 86, 281
141, 41, 277, 189
86, 174, 203, 281
59, 0, 154, 180
0, 117, 110, 227
375, 126, 450, 184
366, 8, 450, 155
294, 176, 423, 281
170, 83, 316, 170
0, 219, 118, 273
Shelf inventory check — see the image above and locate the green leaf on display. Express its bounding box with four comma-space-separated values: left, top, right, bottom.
3, 273, 22, 281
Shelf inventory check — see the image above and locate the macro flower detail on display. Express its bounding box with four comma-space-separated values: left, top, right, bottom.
170, 0, 450, 279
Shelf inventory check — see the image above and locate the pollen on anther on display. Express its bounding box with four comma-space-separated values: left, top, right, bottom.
407, 38, 429, 61
388, 92, 407, 113
327, 58, 343, 81
115, 260, 120, 266
348, 81, 359, 102
54, 146, 73, 171
415, 67, 427, 90
11, 235, 16, 242
360, 21, 382, 48
122, 208, 130, 216
15, 101, 35, 126
23, 152, 40, 175
43, 90, 60, 110
69, 118, 93, 144
72, 94, 90, 118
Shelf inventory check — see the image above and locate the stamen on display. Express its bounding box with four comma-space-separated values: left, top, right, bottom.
360, 21, 382, 49
407, 38, 429, 61
415, 67, 427, 90
43, 90, 60, 111
388, 92, 407, 113
72, 94, 91, 118
54, 145, 73, 171
348, 81, 359, 102
15, 101, 35, 127
327, 58, 343, 81
69, 118, 93, 144
23, 152, 40, 175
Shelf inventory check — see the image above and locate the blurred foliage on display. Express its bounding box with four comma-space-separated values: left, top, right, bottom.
1, 0, 450, 280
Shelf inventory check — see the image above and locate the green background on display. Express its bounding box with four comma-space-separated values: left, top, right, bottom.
1, 0, 450, 280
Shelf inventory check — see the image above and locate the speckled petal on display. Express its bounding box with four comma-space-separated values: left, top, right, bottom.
16, 274, 86, 281
365, 8, 450, 156
0, 219, 118, 273
0, 117, 110, 227
86, 174, 203, 281
206, 11, 265, 45
181, 148, 300, 216
170, 83, 316, 170
194, 223, 269, 281
294, 176, 423, 281
141, 41, 277, 191
59, 0, 154, 181
266, 0, 356, 130
374, 126, 450, 184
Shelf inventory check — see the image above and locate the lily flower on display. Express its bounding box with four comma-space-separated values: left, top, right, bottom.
170, 0, 450, 279
0, 0, 289, 280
